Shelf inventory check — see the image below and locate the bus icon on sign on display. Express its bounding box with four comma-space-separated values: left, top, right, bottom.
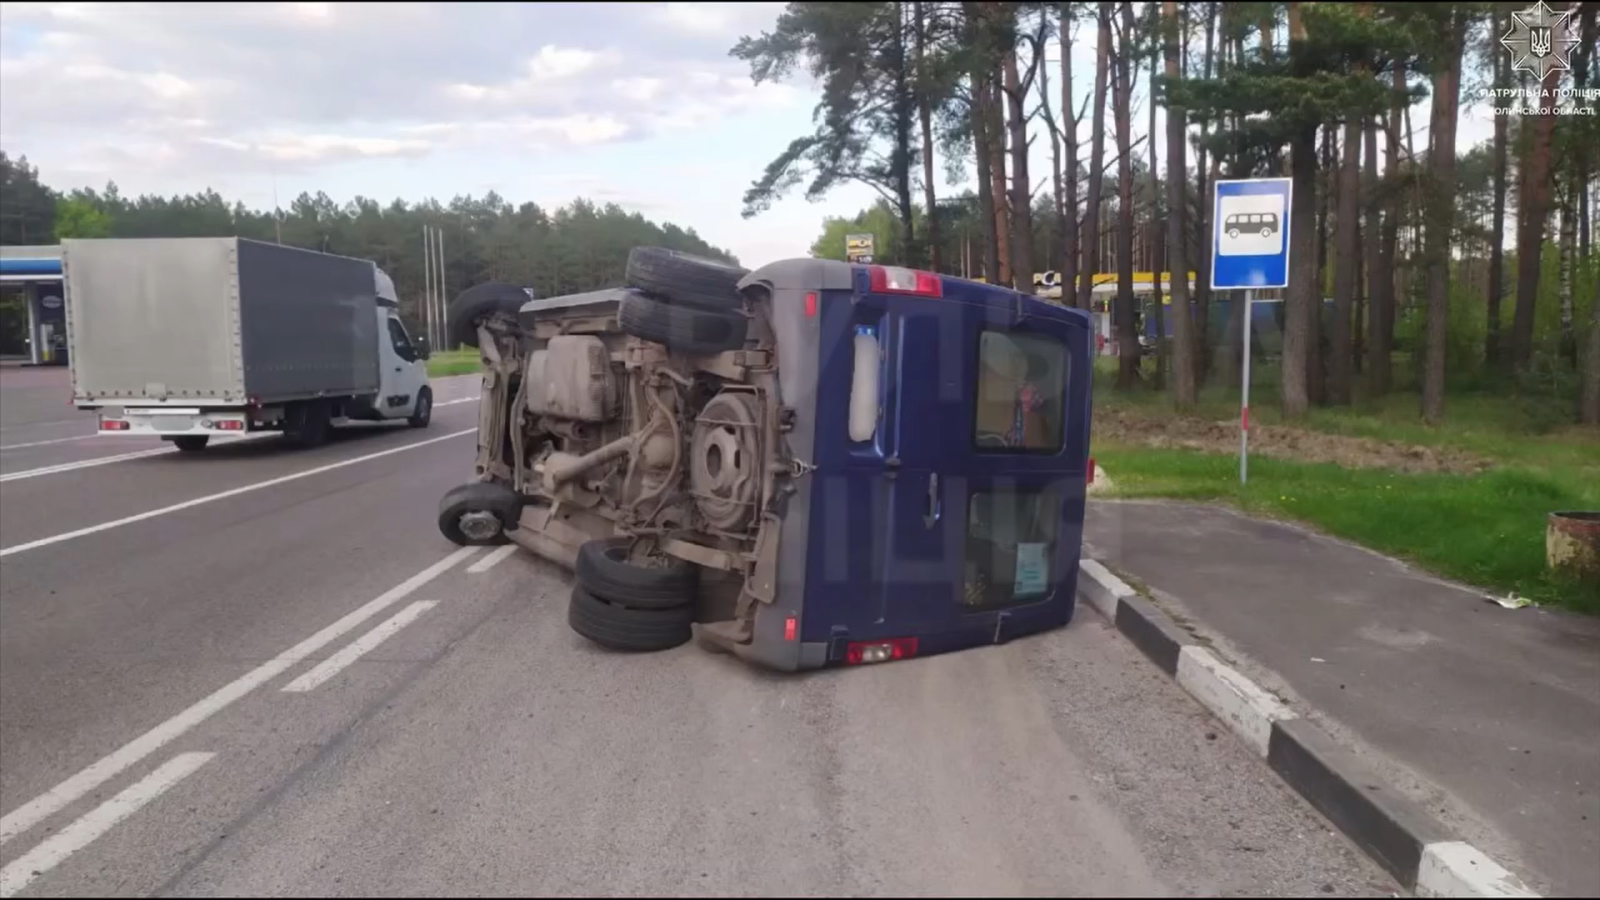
1225, 212, 1279, 240
1217, 193, 1286, 257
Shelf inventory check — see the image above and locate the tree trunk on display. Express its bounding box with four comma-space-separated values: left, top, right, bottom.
1330, 113, 1361, 406
915, 0, 940, 272
1062, 2, 1081, 307
1306, 125, 1328, 406
1421, 9, 1463, 425
1578, 5, 1596, 262
1511, 64, 1561, 371
1280, 2, 1313, 418
1559, 183, 1577, 365
1077, 1, 1113, 310
890, 2, 917, 263
1370, 61, 1403, 396
1113, 0, 1140, 388
1582, 283, 1600, 424
1362, 113, 1381, 379
1038, 13, 1064, 275
966, 1, 1002, 284
989, 72, 1011, 286
1146, 35, 1166, 390
1164, 0, 1195, 407
1004, 47, 1034, 291
1487, 8, 1508, 369
1195, 0, 1217, 382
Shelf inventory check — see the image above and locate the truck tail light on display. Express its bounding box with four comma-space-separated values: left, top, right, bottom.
844, 637, 918, 665
868, 265, 942, 298
209, 419, 245, 431
100, 419, 129, 431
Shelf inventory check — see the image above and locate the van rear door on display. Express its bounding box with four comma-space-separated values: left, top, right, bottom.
803, 270, 1091, 659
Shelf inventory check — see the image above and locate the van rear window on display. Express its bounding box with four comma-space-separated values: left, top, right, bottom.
973, 330, 1065, 452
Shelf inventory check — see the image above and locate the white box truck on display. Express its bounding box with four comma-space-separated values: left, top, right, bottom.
64, 237, 434, 451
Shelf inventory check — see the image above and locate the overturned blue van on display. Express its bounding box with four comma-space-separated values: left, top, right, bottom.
439, 250, 1094, 671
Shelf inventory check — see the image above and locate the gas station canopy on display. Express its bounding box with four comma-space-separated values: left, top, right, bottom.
0, 245, 67, 365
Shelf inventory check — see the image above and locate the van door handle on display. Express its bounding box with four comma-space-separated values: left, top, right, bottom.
923, 472, 941, 529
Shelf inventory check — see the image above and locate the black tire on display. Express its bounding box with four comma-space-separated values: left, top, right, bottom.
618, 290, 747, 354
449, 282, 529, 349
171, 436, 209, 453
568, 584, 694, 652
625, 246, 748, 311
575, 538, 696, 610
408, 386, 433, 428
437, 482, 521, 546
283, 401, 331, 448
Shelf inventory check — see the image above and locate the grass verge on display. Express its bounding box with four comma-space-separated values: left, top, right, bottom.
1091, 359, 1600, 613
427, 348, 481, 378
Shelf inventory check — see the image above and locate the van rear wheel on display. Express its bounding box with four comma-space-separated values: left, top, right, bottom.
568, 584, 693, 652
617, 290, 747, 354
575, 538, 696, 611
624, 246, 748, 311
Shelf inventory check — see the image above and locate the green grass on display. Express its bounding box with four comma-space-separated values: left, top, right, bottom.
427, 348, 481, 378
1091, 357, 1600, 612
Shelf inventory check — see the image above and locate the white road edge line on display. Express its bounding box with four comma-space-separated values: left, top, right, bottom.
0, 427, 477, 557
0, 434, 102, 451
466, 544, 518, 574
0, 545, 481, 846
282, 600, 439, 693
0, 446, 181, 481
0, 752, 216, 899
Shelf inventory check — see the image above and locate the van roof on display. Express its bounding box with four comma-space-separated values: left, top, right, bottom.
738, 258, 1091, 327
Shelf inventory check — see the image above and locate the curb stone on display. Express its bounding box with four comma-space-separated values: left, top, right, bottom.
1074, 559, 1540, 899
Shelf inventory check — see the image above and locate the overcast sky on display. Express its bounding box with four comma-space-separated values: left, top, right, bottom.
1, 2, 1503, 267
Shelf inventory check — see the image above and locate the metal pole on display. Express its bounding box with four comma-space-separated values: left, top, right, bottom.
422, 225, 434, 349
1239, 289, 1253, 485
435, 229, 447, 350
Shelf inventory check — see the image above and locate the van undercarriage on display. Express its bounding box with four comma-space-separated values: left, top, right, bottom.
439, 250, 794, 659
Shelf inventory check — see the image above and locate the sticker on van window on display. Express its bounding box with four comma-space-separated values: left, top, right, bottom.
1013, 543, 1050, 597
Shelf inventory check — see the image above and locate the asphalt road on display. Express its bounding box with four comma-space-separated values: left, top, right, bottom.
0, 365, 1396, 898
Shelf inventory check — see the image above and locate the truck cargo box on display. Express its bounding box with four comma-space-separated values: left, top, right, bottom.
64, 237, 382, 404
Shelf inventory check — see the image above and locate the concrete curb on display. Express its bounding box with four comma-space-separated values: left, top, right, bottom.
1075, 559, 1540, 899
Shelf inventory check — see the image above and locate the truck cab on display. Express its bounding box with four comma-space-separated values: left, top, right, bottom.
374, 268, 433, 424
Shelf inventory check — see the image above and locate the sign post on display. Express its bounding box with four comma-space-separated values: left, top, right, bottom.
1210, 178, 1293, 485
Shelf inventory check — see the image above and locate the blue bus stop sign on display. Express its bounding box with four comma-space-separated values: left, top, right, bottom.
1211, 178, 1292, 290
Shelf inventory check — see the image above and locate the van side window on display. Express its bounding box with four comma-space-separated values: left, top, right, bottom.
973, 330, 1065, 452
387, 318, 418, 363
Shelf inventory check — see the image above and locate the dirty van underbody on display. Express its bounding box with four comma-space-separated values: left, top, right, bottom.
438, 248, 796, 660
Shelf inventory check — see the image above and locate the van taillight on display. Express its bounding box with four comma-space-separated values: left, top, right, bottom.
1087, 457, 1095, 485
868, 265, 942, 298
844, 637, 918, 665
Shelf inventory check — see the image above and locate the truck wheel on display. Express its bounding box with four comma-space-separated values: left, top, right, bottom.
568, 584, 694, 652
171, 436, 210, 453
408, 387, 433, 428
625, 246, 748, 311
618, 290, 747, 354
449, 282, 528, 349
575, 538, 696, 610
437, 482, 521, 546
283, 401, 331, 448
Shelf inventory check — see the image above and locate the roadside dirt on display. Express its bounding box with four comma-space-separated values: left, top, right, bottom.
1094, 407, 1493, 475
